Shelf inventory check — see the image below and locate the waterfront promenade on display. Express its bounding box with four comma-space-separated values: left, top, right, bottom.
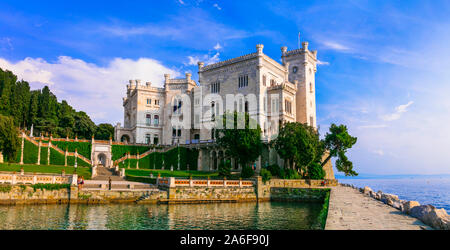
325, 186, 432, 230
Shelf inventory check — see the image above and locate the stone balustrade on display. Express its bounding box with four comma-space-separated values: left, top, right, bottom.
0, 172, 77, 185
157, 177, 254, 188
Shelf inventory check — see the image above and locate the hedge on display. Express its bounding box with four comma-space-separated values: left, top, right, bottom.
125, 175, 156, 184
51, 141, 92, 159
111, 145, 151, 161
40, 146, 48, 165
118, 147, 199, 171
50, 147, 66, 166
23, 140, 38, 164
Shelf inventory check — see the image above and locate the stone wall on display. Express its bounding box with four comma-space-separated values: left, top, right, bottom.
77, 189, 167, 204
0, 185, 75, 205
165, 186, 257, 202
256, 177, 337, 201
270, 187, 329, 202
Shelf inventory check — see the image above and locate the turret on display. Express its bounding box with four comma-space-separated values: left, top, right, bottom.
256, 44, 264, 55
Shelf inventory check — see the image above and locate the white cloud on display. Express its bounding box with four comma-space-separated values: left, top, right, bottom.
178, 0, 185, 5
214, 42, 222, 50
186, 52, 220, 66
372, 149, 384, 156
381, 101, 414, 121
317, 60, 329, 66
0, 56, 180, 124
213, 3, 222, 10
322, 41, 350, 51
357, 124, 388, 129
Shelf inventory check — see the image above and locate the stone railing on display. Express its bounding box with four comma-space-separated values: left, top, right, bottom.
0, 172, 77, 186
157, 177, 255, 188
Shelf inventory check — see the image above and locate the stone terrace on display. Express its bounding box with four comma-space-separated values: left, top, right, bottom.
326, 186, 432, 230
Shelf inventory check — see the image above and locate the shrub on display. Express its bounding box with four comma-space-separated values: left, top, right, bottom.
51, 141, 92, 159
267, 164, 282, 177
218, 159, 231, 178
241, 165, 254, 179
307, 162, 326, 180
260, 168, 272, 183
282, 168, 302, 179
31, 183, 71, 191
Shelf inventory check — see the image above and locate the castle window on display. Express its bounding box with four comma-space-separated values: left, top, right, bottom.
211, 81, 220, 93
245, 101, 249, 113
153, 115, 159, 126
263, 75, 266, 86
146, 114, 151, 125
293, 66, 298, 73
211, 102, 215, 121
147, 98, 152, 105
172, 128, 176, 137
285, 99, 292, 114
153, 135, 159, 145
177, 129, 181, 137
270, 79, 276, 86
155, 99, 159, 106
310, 82, 313, 93
238, 75, 248, 88
145, 134, 151, 144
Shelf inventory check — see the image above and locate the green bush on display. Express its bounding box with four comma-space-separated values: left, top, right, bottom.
316, 189, 331, 229
31, 183, 71, 191
241, 165, 254, 179
0, 184, 12, 193
307, 162, 326, 180
282, 168, 302, 179
267, 164, 282, 177
218, 159, 231, 178
260, 168, 272, 183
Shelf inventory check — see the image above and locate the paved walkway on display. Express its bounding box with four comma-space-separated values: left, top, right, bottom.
326, 186, 432, 230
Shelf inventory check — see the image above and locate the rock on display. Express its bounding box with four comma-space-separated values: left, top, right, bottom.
381, 193, 399, 206
410, 205, 435, 219
402, 201, 420, 214
392, 201, 403, 210
363, 186, 373, 195
410, 205, 450, 230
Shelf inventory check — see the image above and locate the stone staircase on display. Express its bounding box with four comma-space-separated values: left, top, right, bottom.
92, 166, 124, 181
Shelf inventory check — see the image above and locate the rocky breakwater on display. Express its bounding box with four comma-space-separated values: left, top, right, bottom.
341, 183, 450, 230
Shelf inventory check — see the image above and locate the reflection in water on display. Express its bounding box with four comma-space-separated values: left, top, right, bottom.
0, 202, 322, 230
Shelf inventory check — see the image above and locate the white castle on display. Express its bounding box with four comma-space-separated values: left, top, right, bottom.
114, 41, 324, 173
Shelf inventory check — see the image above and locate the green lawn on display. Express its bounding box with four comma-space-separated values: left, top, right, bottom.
125, 169, 219, 178
0, 163, 92, 180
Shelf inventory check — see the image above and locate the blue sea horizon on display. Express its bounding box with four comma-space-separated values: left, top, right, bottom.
336, 174, 450, 212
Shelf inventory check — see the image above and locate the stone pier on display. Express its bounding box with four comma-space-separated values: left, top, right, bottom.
325, 186, 432, 230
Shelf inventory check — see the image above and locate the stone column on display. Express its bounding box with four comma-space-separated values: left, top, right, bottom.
65, 149, 68, 166
136, 152, 139, 169
47, 141, 51, 165
197, 149, 203, 171
20, 133, 24, 165
37, 140, 41, 165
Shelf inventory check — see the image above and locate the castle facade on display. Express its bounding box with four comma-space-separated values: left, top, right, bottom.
114, 41, 322, 172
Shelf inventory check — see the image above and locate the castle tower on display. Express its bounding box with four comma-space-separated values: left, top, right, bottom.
281, 42, 318, 127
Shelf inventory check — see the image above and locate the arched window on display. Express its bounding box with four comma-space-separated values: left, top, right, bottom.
245, 101, 249, 113
211, 102, 215, 121
153, 115, 159, 126
146, 114, 151, 125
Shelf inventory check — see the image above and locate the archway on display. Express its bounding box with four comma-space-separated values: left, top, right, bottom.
121, 134, 130, 143
98, 153, 107, 167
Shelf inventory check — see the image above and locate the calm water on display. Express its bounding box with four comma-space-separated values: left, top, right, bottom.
339, 176, 450, 212
0, 202, 322, 230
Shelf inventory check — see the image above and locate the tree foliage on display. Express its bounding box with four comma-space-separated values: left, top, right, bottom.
0, 68, 113, 139
218, 159, 231, 178
322, 124, 358, 176
0, 114, 20, 161
272, 122, 324, 175
215, 111, 263, 168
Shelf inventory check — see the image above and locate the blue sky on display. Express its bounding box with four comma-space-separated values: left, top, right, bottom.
1, 0, 450, 175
